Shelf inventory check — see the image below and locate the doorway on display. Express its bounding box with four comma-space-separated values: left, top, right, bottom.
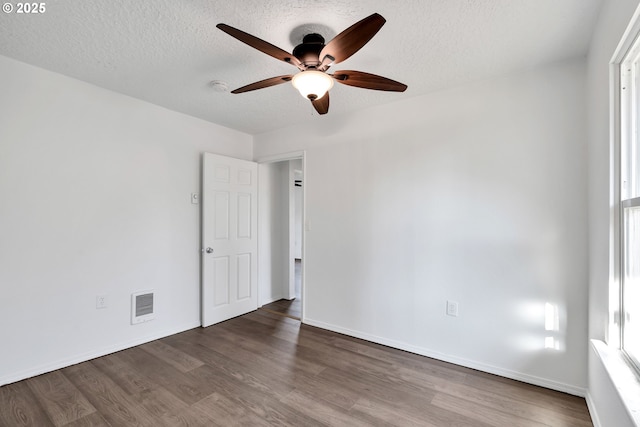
257, 154, 304, 321
260, 260, 301, 319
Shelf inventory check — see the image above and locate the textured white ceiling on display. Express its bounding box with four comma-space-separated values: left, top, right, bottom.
0, 0, 602, 135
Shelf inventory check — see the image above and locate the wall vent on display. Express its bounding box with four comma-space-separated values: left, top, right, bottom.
131, 290, 155, 324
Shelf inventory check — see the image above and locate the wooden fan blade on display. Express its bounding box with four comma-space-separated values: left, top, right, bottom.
332, 70, 407, 92
319, 13, 386, 65
217, 24, 302, 68
231, 75, 293, 94
311, 92, 329, 115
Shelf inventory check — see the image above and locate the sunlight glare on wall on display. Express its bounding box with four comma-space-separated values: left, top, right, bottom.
545, 302, 561, 350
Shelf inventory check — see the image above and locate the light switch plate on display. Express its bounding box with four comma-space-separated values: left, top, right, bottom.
96, 295, 107, 309
446, 300, 459, 317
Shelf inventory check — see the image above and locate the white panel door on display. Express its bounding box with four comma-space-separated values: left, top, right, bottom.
202, 153, 258, 327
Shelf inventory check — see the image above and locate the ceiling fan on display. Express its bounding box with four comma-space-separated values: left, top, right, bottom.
216, 13, 407, 115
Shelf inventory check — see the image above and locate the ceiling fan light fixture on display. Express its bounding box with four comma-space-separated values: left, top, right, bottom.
292, 70, 334, 101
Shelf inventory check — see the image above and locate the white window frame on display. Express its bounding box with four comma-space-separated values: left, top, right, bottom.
614, 23, 640, 376
621, 197, 640, 371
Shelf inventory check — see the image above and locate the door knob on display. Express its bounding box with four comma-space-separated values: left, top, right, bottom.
205, 247, 214, 254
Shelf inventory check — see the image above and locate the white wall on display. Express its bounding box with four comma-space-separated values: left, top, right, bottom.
586, 0, 640, 425
0, 55, 252, 385
254, 58, 589, 394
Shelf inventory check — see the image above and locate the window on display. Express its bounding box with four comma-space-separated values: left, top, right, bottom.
619, 35, 640, 372
622, 199, 640, 367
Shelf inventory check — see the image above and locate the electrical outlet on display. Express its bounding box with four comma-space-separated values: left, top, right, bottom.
96, 295, 108, 309
446, 300, 459, 317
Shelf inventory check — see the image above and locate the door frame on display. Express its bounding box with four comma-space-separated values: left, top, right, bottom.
257, 150, 306, 322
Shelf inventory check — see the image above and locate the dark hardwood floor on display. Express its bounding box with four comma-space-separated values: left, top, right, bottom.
0, 309, 593, 426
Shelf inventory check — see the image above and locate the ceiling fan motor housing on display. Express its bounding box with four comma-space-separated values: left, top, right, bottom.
293, 33, 325, 69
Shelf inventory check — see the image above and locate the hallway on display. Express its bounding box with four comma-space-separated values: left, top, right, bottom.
261, 259, 301, 319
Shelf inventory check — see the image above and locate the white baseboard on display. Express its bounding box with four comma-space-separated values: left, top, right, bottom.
303, 318, 586, 397
259, 294, 287, 307
0, 321, 200, 387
